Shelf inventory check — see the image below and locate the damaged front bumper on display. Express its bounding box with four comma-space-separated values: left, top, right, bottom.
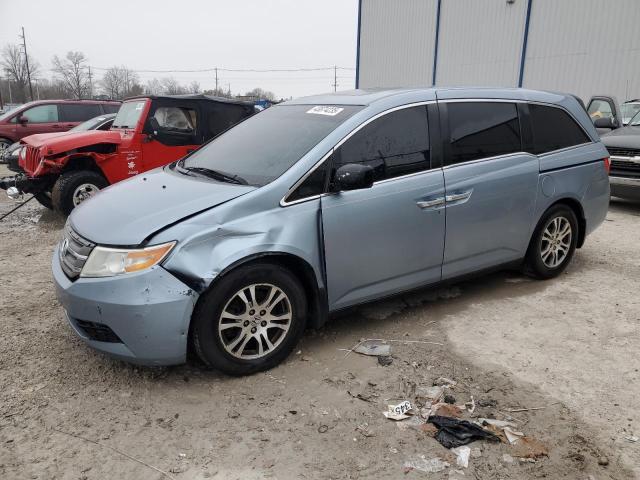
0, 173, 52, 196
52, 245, 199, 366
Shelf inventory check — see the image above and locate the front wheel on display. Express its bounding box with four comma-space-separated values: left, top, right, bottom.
51, 170, 108, 215
34, 191, 53, 209
192, 263, 307, 375
525, 204, 579, 279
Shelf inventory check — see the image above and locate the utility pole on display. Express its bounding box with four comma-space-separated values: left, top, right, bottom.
0, 78, 4, 111
34, 78, 40, 100
20, 27, 34, 101
227, 83, 231, 98
332, 65, 338, 92
7, 77, 13, 104
215, 67, 219, 93
87, 66, 93, 99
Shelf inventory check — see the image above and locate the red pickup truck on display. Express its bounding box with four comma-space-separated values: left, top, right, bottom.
0, 95, 255, 214
0, 100, 120, 153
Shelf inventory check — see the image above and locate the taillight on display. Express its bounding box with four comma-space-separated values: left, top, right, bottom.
603, 157, 610, 174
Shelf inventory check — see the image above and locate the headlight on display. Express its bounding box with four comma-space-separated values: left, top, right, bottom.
80, 241, 176, 277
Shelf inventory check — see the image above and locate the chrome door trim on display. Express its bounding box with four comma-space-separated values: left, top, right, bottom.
445, 190, 473, 203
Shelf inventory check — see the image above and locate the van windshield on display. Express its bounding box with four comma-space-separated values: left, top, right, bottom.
112, 100, 146, 129
180, 104, 362, 186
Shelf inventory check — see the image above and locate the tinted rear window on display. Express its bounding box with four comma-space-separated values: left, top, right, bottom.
446, 102, 521, 164
102, 104, 120, 114
59, 104, 102, 122
528, 104, 590, 155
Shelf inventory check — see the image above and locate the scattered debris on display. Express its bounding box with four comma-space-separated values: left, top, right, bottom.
431, 403, 464, 418
317, 425, 329, 434
384, 400, 414, 421
598, 456, 609, 466
355, 423, 376, 437
428, 416, 500, 448
512, 436, 549, 459
378, 355, 393, 366
403, 456, 450, 474
354, 340, 392, 357
419, 423, 439, 436
470, 447, 482, 458
477, 398, 497, 408
434, 377, 457, 387
347, 390, 376, 403
465, 396, 476, 414
416, 385, 444, 405
342, 338, 444, 358
451, 446, 470, 468
504, 426, 525, 444
444, 394, 456, 404
502, 453, 515, 464
625, 435, 638, 443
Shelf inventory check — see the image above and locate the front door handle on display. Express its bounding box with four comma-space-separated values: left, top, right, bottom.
445, 189, 473, 204
416, 197, 445, 209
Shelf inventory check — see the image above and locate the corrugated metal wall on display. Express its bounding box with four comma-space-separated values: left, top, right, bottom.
435, 0, 527, 87
358, 0, 438, 88
358, 0, 640, 102
523, 0, 640, 101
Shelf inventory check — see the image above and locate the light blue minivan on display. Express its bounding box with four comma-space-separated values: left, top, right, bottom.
53, 88, 610, 374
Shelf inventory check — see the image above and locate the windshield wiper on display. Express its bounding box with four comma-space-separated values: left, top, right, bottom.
182, 166, 248, 185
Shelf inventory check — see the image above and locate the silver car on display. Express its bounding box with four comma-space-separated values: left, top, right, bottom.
53, 88, 610, 375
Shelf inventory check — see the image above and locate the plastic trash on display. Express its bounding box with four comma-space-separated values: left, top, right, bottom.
428, 415, 500, 448
403, 456, 450, 473
354, 340, 391, 356
384, 400, 414, 420
451, 446, 470, 468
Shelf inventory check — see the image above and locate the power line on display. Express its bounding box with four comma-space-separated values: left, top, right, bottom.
89, 66, 355, 74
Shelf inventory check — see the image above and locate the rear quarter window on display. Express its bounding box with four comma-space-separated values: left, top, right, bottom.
59, 104, 102, 122
528, 104, 590, 155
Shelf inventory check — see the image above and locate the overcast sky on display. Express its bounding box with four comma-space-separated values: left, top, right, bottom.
0, 0, 358, 99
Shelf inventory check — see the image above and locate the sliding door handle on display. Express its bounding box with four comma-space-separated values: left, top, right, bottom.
445, 190, 473, 203
416, 197, 445, 209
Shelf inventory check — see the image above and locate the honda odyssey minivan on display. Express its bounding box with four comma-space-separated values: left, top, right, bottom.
53, 88, 610, 375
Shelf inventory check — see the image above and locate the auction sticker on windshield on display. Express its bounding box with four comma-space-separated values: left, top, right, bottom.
306, 106, 344, 116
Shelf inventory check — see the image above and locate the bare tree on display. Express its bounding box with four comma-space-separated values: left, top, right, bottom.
244, 87, 276, 102
160, 77, 186, 95
144, 78, 164, 96
1, 44, 40, 102
52, 51, 90, 99
188, 81, 201, 94
100, 66, 142, 99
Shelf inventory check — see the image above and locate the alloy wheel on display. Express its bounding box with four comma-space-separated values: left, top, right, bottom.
540, 216, 572, 268
217, 283, 292, 360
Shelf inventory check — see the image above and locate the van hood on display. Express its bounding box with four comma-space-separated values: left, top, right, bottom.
601, 126, 640, 149
70, 167, 255, 246
21, 130, 122, 155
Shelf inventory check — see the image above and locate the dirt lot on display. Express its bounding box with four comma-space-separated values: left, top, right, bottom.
1, 166, 639, 479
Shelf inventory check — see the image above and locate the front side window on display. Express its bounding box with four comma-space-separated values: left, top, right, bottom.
21, 104, 59, 123
621, 103, 640, 125
154, 107, 197, 133
332, 105, 430, 183
587, 99, 614, 120
446, 102, 521, 165
528, 104, 590, 155
182, 104, 362, 186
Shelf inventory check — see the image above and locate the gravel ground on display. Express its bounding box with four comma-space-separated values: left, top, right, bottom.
0, 166, 638, 479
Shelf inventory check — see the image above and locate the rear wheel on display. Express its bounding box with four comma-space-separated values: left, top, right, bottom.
0, 138, 11, 157
525, 204, 578, 279
192, 263, 307, 375
51, 170, 108, 215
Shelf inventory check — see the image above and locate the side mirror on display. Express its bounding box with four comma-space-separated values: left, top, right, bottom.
593, 117, 616, 129
334, 163, 374, 191
17, 115, 28, 125
148, 117, 160, 136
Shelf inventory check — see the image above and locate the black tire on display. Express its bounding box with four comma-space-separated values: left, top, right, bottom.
524, 204, 579, 279
192, 263, 307, 376
51, 170, 108, 216
34, 191, 53, 209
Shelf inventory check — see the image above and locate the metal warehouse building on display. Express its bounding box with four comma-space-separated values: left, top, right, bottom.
356, 0, 640, 102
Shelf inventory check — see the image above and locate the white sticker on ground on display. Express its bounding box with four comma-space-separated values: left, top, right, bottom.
306, 106, 344, 116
